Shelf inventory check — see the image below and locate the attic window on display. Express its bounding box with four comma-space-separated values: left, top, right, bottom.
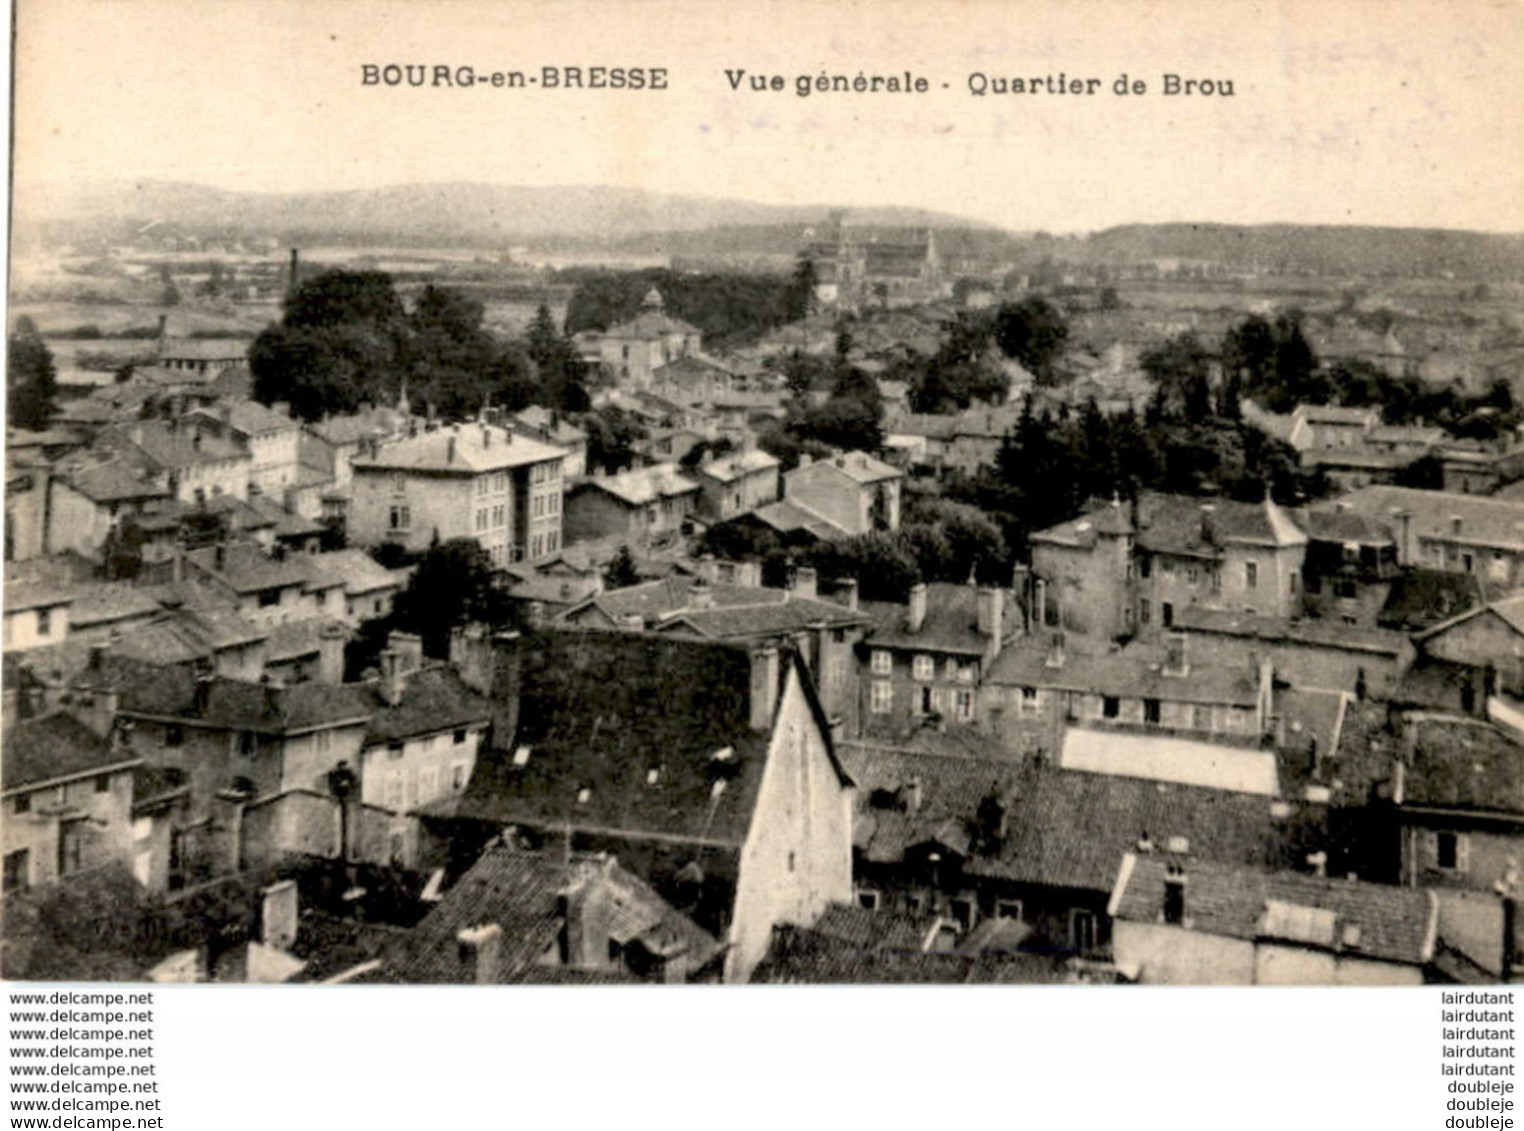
576, 787, 592, 805
512, 745, 532, 767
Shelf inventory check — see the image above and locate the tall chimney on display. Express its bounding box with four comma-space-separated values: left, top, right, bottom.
378, 649, 405, 707
559, 867, 614, 968
836, 576, 859, 612
907, 582, 928, 634
1163, 863, 1188, 926
749, 645, 781, 733
977, 587, 1004, 662
457, 923, 502, 985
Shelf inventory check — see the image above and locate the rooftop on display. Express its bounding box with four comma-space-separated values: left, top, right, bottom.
2, 711, 138, 792
571, 463, 700, 507
364, 666, 492, 745
352, 424, 565, 475
1337, 485, 1524, 552
1400, 715, 1524, 817
790, 450, 901, 485
695, 449, 780, 483
1110, 854, 1436, 968
862, 583, 1010, 657
1059, 726, 1281, 796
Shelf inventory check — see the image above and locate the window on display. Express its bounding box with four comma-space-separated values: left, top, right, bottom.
912, 655, 935, 681
531, 534, 545, 558
452, 763, 468, 791
857, 889, 881, 911
3, 849, 29, 893
995, 899, 1023, 921
94, 774, 110, 794
1245, 561, 1258, 590
954, 690, 975, 722
387, 742, 405, 761
477, 477, 489, 497
1491, 554, 1510, 583
1161, 602, 1174, 628
870, 681, 893, 714
1435, 831, 1469, 873
237, 731, 257, 757
1071, 909, 1098, 952
1139, 556, 1152, 579
949, 898, 974, 931
14, 792, 30, 815
389, 505, 411, 531
36, 607, 52, 636
1102, 696, 1120, 719
315, 730, 332, 754
1139, 598, 1151, 625
454, 728, 467, 745
870, 650, 892, 676
1019, 686, 1041, 718
1144, 698, 1161, 724
475, 508, 488, 532
392, 474, 405, 494
164, 724, 184, 748
547, 531, 560, 553
257, 588, 281, 608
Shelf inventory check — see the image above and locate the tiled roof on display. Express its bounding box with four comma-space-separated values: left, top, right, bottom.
3, 582, 75, 613
2, 711, 138, 791
61, 459, 169, 504
1417, 593, 1524, 643
862, 583, 1008, 657
364, 666, 491, 745
352, 424, 565, 474
791, 450, 900, 485
655, 597, 867, 641
384, 844, 719, 983
573, 463, 699, 507
752, 921, 1081, 984
749, 498, 847, 540
187, 544, 313, 595
1399, 716, 1524, 817
1133, 491, 1307, 555
307, 549, 402, 596
509, 406, 587, 445
264, 617, 349, 663
158, 338, 250, 362
695, 449, 780, 483
1031, 499, 1134, 548
1173, 606, 1410, 657
107, 420, 248, 470
75, 654, 373, 734
1298, 507, 1397, 546
63, 585, 164, 632
985, 633, 1263, 703
1336, 485, 1524, 552
1377, 569, 1484, 632
1110, 855, 1436, 968
574, 576, 865, 639
963, 763, 1305, 891
308, 407, 413, 447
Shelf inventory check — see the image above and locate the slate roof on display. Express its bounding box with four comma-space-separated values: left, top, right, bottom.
572, 463, 699, 507
73, 654, 372, 735
1110, 854, 1436, 968
108, 420, 248, 469
3, 711, 139, 792
1031, 499, 1134, 548
1336, 485, 1524, 552
309, 549, 403, 597
861, 583, 1007, 657
422, 631, 847, 847
962, 763, 1307, 891
509, 405, 587, 446
364, 666, 492, 745
601, 308, 701, 341
384, 844, 719, 983
308, 406, 413, 447
352, 424, 565, 475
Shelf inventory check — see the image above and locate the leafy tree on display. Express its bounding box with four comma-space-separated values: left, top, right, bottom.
602, 545, 642, 590
7, 317, 58, 431
391, 539, 510, 658
582, 406, 646, 475
786, 256, 818, 323
407, 285, 502, 418
523, 303, 590, 412
1140, 332, 1214, 418
993, 296, 1069, 385
801, 532, 922, 603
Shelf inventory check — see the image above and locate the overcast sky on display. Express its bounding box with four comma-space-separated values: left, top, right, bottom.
13, 0, 1524, 233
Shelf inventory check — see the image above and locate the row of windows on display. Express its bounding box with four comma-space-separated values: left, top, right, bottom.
476, 471, 511, 497
475, 505, 509, 532
11, 775, 113, 815
530, 462, 563, 486
530, 492, 561, 518
871, 651, 976, 683
870, 681, 974, 720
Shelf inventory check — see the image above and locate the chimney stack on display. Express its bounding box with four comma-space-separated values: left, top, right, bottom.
457, 923, 503, 985
378, 649, 405, 707
907, 582, 928, 634
387, 630, 425, 676
1199, 503, 1216, 546
903, 776, 923, 814
689, 579, 715, 610
697, 553, 718, 584
749, 645, 781, 733
559, 867, 615, 968
793, 566, 818, 601
1044, 630, 1066, 670
977, 587, 1004, 661
1163, 863, 1188, 926
261, 880, 299, 950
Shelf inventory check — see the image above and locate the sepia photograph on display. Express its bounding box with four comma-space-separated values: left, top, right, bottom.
4, 0, 1524, 999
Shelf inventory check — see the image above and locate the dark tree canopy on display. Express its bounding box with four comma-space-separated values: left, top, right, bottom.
993, 296, 1069, 385
7, 317, 58, 431
390, 539, 510, 658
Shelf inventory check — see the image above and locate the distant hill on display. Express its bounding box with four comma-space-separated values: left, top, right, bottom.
14, 180, 1523, 279
14, 179, 984, 251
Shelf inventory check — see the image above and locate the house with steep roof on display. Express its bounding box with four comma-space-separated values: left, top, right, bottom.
558, 566, 869, 732
98, 419, 253, 505
43, 456, 172, 559
184, 542, 346, 629
3, 712, 141, 894
690, 449, 781, 521
784, 450, 902, 536
649, 353, 737, 406
416, 628, 855, 982
1109, 854, 1436, 984
349, 423, 567, 565
562, 463, 700, 547
596, 289, 703, 388
185, 401, 302, 496
859, 581, 1017, 737
1414, 595, 1524, 698
2, 584, 73, 651
307, 548, 407, 624
381, 844, 720, 984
